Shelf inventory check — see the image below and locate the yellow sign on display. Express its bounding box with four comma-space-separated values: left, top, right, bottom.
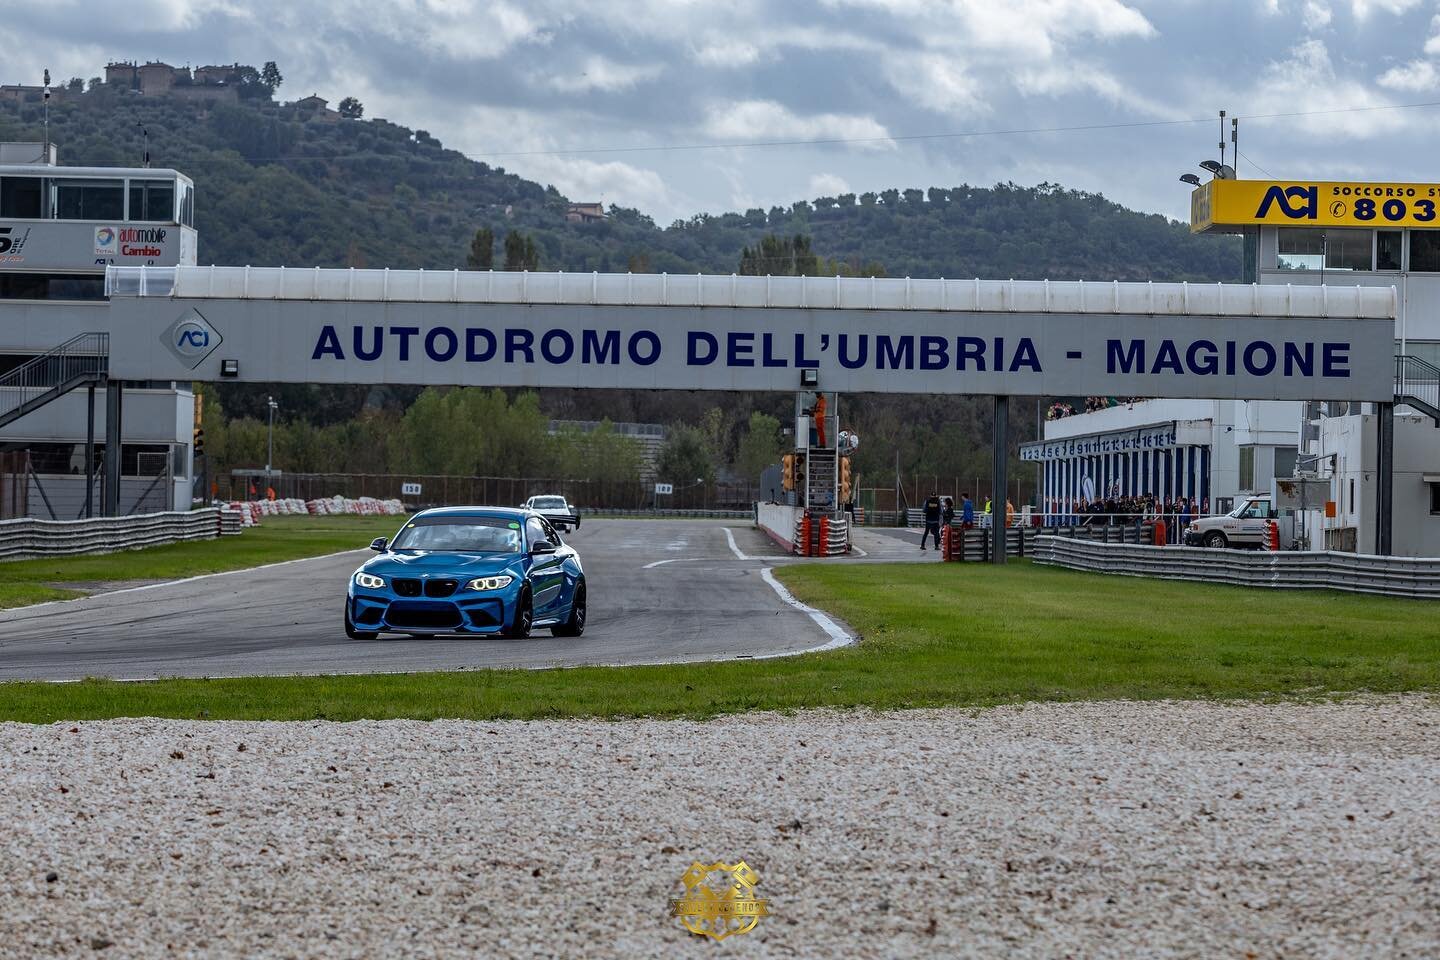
1191, 179, 1440, 233
668, 860, 771, 941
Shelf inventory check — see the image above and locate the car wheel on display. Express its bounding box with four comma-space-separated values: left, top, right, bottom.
344, 604, 378, 641
552, 582, 586, 637
1203, 531, 1228, 549
505, 588, 533, 639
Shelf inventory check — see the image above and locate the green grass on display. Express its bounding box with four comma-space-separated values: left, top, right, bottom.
2, 561, 1437, 723
0, 514, 402, 610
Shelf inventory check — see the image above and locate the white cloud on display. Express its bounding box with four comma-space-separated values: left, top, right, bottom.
701, 101, 894, 148
1350, 0, 1422, 17
1302, 0, 1333, 29
688, 38, 762, 67
546, 56, 662, 93
1377, 58, 1440, 90
1241, 39, 1408, 138
808, 173, 852, 197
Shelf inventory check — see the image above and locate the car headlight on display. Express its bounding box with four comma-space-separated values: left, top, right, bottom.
354, 572, 385, 589
466, 574, 514, 591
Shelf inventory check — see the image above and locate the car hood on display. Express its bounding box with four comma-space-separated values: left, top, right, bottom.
360, 552, 523, 577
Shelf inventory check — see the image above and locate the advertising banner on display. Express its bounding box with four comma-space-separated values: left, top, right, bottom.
1192, 179, 1440, 232
107, 298, 1397, 402
0, 220, 196, 270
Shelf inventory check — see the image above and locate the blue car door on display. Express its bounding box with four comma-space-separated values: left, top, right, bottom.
525, 517, 566, 618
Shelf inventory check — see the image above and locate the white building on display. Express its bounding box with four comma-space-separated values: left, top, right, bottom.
1030, 175, 1440, 556
0, 144, 198, 518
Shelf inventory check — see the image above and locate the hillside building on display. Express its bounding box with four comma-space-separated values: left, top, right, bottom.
565, 202, 605, 224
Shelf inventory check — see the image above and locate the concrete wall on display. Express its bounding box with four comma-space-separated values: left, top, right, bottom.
1308, 412, 1440, 556
756, 502, 800, 553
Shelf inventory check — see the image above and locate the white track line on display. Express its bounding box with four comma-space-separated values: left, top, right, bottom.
721, 527, 751, 560
641, 557, 710, 569
3, 549, 369, 615
849, 542, 868, 557
757, 566, 855, 654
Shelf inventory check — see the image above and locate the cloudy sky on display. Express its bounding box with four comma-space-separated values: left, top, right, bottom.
8, 0, 1440, 225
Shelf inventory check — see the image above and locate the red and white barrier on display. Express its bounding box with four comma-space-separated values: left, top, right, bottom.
222, 497, 407, 526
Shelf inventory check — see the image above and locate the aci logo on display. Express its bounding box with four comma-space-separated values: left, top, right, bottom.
1255, 185, 1318, 220
94, 226, 117, 256
160, 308, 223, 368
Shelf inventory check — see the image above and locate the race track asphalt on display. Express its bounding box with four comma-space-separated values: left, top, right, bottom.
0, 519, 921, 682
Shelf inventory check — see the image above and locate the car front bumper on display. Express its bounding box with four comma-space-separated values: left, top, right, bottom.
348, 585, 519, 634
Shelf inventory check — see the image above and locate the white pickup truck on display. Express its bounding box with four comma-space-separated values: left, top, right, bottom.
1183, 495, 1275, 549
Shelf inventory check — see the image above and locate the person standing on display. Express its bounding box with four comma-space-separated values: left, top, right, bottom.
942, 497, 956, 528
1178, 496, 1191, 542
920, 492, 943, 551
960, 492, 975, 529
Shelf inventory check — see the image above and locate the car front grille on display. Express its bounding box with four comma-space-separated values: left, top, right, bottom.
424, 578, 458, 598
393, 578, 422, 597
386, 602, 461, 630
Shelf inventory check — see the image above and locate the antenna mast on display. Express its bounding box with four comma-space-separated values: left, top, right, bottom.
42, 68, 51, 161
1218, 109, 1226, 170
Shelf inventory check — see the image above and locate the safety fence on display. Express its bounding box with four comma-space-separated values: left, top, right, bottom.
0, 507, 241, 562
943, 524, 1151, 562
224, 497, 407, 527
582, 507, 753, 519
1031, 536, 1440, 599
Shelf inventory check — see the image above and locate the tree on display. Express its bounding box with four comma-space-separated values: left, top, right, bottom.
338, 96, 364, 120
903, 188, 924, 204
66, 77, 84, 92
859, 192, 877, 206
261, 61, 283, 93
503, 230, 540, 271
656, 424, 714, 486
735, 412, 782, 481
466, 227, 494, 270
739, 233, 819, 276
880, 188, 900, 205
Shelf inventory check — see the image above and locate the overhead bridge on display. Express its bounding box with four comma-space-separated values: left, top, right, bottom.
81, 266, 1404, 554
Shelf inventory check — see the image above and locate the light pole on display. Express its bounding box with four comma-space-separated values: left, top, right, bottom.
265, 395, 278, 483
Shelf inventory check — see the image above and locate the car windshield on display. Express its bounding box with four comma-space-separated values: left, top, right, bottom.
533, 497, 567, 509
1230, 501, 1268, 519
389, 517, 522, 553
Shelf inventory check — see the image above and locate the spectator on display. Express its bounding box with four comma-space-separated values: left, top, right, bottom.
961, 492, 975, 528
942, 497, 955, 528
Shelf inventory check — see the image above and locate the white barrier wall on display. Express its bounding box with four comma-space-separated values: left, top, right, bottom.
0, 507, 240, 561
756, 503, 802, 553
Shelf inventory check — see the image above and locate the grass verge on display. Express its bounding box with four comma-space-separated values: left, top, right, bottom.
1, 561, 1437, 723
0, 515, 402, 610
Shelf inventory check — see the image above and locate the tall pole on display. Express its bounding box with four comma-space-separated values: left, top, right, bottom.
991, 395, 1008, 565
103, 381, 122, 517
266, 396, 277, 485
1376, 402, 1394, 555
84, 383, 95, 518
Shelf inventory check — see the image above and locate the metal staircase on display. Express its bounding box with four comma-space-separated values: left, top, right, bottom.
0, 333, 109, 430
1395, 354, 1440, 426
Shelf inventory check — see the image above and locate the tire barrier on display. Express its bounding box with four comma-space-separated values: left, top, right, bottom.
224, 497, 407, 527
792, 513, 850, 557
1031, 536, 1440, 599
0, 507, 242, 562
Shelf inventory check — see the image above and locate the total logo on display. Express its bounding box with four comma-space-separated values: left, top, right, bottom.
161, 308, 224, 368
94, 226, 118, 256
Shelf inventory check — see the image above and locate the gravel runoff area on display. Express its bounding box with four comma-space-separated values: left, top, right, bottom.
3, 697, 1438, 959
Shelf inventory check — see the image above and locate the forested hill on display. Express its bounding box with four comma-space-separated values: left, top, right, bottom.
0, 88, 1239, 280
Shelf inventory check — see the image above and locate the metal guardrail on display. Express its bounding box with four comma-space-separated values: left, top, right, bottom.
1031, 536, 1440, 599
579, 508, 753, 519
0, 507, 242, 562
948, 524, 1149, 561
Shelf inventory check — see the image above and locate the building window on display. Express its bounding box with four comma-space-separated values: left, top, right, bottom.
1277, 228, 1373, 271
0, 273, 106, 301
1410, 232, 1440, 272
1377, 230, 1403, 271
1431, 483, 1440, 515
1239, 446, 1255, 491
1274, 445, 1298, 479
0, 176, 43, 218
55, 179, 124, 220
1350, 478, 1356, 514
128, 179, 175, 222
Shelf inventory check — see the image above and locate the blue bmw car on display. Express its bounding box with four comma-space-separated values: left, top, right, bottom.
345, 507, 586, 640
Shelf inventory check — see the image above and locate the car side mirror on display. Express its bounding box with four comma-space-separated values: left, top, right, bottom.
370, 537, 388, 552
530, 540, 557, 555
